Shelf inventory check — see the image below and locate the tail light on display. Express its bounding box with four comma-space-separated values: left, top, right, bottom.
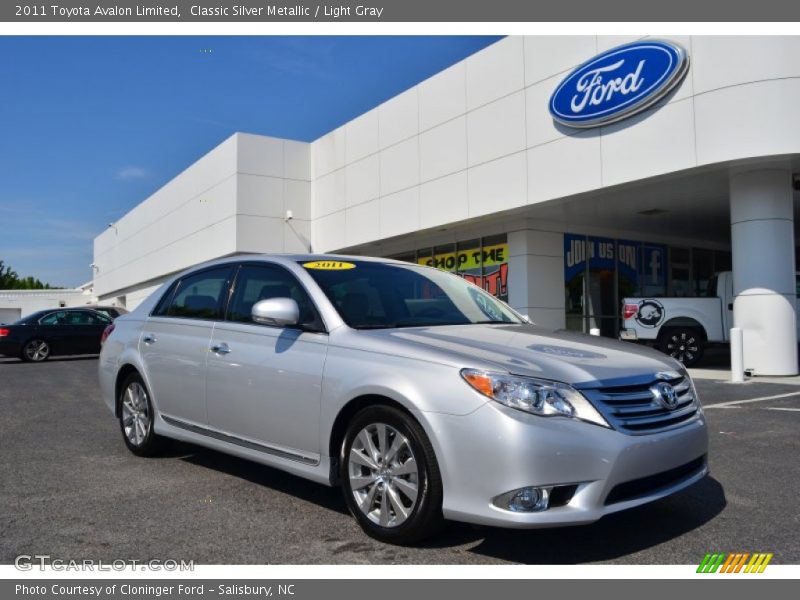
0, 328, 9, 337
622, 303, 638, 320
100, 324, 115, 345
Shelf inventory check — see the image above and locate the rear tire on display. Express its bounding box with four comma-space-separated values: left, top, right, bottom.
339, 405, 443, 545
21, 339, 50, 362
660, 327, 705, 367
118, 372, 169, 457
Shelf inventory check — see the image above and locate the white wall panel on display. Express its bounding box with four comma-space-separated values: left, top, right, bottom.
466, 36, 524, 111
419, 116, 468, 182
346, 200, 380, 247
345, 109, 379, 163
345, 154, 380, 208
692, 36, 800, 95
695, 78, 800, 166
379, 137, 419, 196
527, 132, 602, 204
311, 126, 345, 177
467, 153, 527, 218
419, 172, 469, 230
601, 99, 697, 186
523, 35, 597, 85
379, 88, 419, 148
419, 62, 466, 131
237, 133, 284, 177
467, 91, 526, 167
312, 169, 346, 217
380, 188, 420, 239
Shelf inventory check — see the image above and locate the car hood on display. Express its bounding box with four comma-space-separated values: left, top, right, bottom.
353, 324, 682, 387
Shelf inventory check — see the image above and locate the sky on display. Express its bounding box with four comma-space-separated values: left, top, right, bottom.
0, 35, 502, 288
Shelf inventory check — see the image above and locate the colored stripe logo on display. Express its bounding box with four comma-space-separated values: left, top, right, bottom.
697, 552, 773, 573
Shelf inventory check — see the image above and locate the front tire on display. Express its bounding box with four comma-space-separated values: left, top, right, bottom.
118, 372, 168, 457
21, 339, 50, 362
660, 327, 705, 367
339, 406, 443, 545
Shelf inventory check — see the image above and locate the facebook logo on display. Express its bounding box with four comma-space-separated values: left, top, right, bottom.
646, 248, 664, 285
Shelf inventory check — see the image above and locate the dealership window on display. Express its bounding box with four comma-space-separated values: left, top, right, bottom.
564, 233, 731, 337
389, 234, 509, 302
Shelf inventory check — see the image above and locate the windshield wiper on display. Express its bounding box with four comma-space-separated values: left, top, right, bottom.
470, 320, 513, 324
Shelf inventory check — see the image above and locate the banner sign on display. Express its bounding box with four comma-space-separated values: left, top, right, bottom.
419, 243, 508, 301
564, 234, 663, 288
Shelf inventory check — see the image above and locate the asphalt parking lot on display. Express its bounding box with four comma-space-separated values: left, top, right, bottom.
1, 356, 798, 565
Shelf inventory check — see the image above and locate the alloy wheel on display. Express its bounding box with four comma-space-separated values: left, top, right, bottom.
24, 340, 50, 361
347, 423, 419, 528
121, 381, 151, 446
665, 331, 699, 364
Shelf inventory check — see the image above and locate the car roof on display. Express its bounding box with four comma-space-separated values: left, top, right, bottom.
176, 253, 412, 272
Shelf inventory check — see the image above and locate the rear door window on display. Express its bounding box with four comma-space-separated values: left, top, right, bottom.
161, 267, 233, 320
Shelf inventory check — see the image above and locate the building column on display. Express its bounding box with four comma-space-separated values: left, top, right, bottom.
507, 227, 565, 329
730, 168, 798, 376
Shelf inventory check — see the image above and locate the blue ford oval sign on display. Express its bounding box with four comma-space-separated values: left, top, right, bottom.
549, 40, 689, 128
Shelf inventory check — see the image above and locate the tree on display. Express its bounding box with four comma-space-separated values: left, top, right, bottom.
0, 260, 18, 288
0, 260, 58, 289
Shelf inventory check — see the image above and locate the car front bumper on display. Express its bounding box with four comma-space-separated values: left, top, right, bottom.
424, 400, 708, 528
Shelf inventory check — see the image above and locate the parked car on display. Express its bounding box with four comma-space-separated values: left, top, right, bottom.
621, 271, 800, 366
0, 308, 113, 362
85, 305, 129, 320
99, 255, 708, 544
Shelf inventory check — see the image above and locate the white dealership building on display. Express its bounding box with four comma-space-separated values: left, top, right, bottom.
92, 36, 800, 375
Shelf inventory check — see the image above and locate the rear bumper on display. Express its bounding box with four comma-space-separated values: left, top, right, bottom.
0, 340, 21, 357
425, 400, 709, 528
619, 328, 638, 341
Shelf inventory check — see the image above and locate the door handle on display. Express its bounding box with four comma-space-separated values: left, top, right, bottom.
143, 334, 157, 344
211, 342, 231, 355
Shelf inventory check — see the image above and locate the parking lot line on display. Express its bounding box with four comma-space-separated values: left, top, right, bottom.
763, 407, 800, 412
703, 391, 800, 408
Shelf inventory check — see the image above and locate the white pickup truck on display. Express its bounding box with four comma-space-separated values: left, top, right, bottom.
620, 271, 733, 367
621, 270, 800, 366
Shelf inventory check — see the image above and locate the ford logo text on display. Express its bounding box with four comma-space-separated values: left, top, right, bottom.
549, 40, 689, 128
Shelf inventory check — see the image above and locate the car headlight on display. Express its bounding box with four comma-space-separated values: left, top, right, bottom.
460, 368, 610, 428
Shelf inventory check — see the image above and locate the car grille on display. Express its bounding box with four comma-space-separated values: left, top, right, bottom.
580, 374, 700, 435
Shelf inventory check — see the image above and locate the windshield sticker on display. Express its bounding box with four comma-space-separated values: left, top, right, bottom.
468, 287, 504, 321
302, 261, 356, 270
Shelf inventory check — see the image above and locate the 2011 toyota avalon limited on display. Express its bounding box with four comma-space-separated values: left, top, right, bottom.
99, 254, 709, 544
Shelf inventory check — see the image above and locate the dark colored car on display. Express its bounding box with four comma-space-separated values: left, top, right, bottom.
84, 305, 129, 320
0, 308, 113, 362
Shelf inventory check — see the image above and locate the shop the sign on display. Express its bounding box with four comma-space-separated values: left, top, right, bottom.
549, 40, 689, 128
419, 243, 509, 301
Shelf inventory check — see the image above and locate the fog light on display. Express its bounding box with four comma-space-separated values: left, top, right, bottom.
507, 486, 549, 512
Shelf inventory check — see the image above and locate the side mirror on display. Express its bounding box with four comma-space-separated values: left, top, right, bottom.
251, 298, 300, 327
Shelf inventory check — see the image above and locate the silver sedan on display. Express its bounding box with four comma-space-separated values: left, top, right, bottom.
99, 255, 708, 544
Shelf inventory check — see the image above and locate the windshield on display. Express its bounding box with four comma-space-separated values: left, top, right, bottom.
300, 260, 523, 329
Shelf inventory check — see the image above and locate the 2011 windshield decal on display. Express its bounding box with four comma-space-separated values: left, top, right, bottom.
549, 40, 689, 128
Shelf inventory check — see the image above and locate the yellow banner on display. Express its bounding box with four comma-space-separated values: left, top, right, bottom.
417, 243, 507, 272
